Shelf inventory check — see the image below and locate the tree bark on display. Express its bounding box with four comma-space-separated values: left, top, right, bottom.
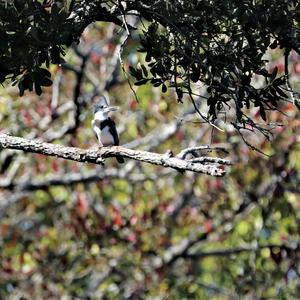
0, 134, 228, 176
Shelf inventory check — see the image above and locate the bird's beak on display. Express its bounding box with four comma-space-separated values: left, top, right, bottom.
105, 106, 119, 113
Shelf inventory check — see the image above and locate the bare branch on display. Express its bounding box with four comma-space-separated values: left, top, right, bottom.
0, 166, 165, 192
160, 229, 209, 266
190, 157, 233, 166
0, 134, 229, 176
185, 244, 299, 259
177, 145, 229, 159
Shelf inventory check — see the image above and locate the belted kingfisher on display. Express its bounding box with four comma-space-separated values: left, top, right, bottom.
92, 96, 124, 163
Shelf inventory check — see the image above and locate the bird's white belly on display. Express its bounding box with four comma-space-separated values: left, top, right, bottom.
100, 126, 114, 146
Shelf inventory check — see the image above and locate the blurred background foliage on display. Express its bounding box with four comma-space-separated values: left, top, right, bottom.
0, 18, 299, 300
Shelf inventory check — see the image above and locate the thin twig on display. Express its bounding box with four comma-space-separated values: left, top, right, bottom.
284, 48, 295, 104
177, 145, 229, 159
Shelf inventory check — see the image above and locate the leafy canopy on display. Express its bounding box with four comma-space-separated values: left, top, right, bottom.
1, 0, 300, 128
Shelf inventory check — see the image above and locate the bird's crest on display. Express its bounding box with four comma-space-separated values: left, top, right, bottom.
94, 95, 109, 113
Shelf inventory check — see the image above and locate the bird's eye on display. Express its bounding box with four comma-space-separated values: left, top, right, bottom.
100, 105, 104, 109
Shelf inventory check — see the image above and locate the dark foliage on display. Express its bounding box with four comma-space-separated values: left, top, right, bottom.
1, 0, 300, 125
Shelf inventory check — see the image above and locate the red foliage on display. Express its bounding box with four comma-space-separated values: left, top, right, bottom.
127, 232, 137, 243
111, 207, 123, 228
210, 179, 222, 190
203, 219, 213, 233
75, 193, 89, 218
51, 160, 59, 172
90, 52, 102, 65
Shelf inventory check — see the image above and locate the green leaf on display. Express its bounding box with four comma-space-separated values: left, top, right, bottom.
273, 77, 285, 86
145, 53, 152, 62
32, 71, 52, 87
148, 22, 158, 35
129, 66, 137, 77
40, 77, 53, 87
208, 102, 216, 118
269, 40, 278, 49
18, 80, 24, 96
275, 87, 288, 98
141, 64, 148, 77
270, 66, 278, 82
24, 74, 33, 91
134, 79, 149, 86
50, 46, 61, 64
153, 80, 162, 87
176, 88, 183, 100
38, 68, 52, 78
259, 105, 267, 121
35, 83, 42, 95
135, 67, 143, 80
258, 68, 271, 77
191, 66, 200, 82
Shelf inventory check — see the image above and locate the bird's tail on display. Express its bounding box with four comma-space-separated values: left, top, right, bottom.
116, 156, 125, 164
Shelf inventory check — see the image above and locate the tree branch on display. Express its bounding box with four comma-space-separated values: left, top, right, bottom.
0, 134, 229, 176
0, 165, 167, 192
185, 244, 299, 259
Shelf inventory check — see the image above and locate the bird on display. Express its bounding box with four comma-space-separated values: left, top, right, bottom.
92, 96, 124, 163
